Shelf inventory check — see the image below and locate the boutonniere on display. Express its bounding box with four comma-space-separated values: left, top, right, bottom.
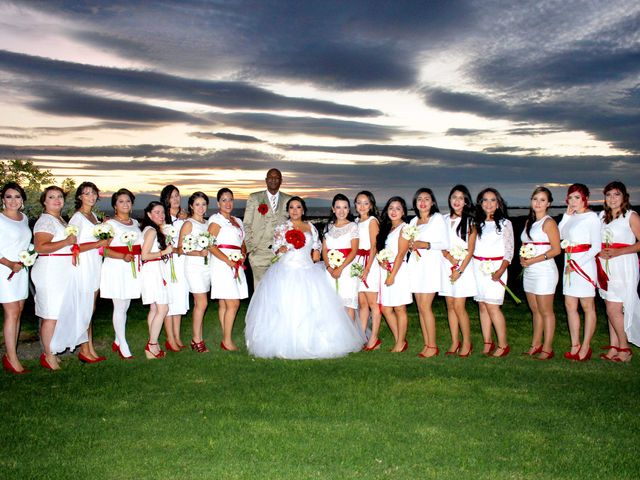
258, 203, 268, 215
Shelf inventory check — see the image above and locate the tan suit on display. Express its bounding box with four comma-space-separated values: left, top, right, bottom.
244, 190, 291, 285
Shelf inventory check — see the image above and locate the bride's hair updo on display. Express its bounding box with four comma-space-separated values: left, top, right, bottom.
286, 196, 308, 220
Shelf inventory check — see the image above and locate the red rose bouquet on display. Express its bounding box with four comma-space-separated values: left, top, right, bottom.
285, 229, 306, 249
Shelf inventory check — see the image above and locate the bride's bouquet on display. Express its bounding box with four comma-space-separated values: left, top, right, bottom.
519, 243, 536, 278
271, 224, 306, 263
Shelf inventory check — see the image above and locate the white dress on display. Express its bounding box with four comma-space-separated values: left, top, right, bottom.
520, 216, 559, 295
183, 218, 211, 293
167, 216, 189, 315
69, 212, 102, 292
0, 213, 31, 303
407, 213, 449, 294
439, 215, 477, 298
558, 211, 601, 297
32, 214, 91, 353
598, 211, 640, 345
100, 219, 142, 299
245, 223, 364, 359
379, 223, 412, 307
355, 217, 381, 293
208, 213, 248, 300
324, 222, 359, 309
472, 219, 514, 305
140, 226, 172, 305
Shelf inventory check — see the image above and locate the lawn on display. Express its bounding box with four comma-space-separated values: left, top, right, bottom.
1, 292, 639, 479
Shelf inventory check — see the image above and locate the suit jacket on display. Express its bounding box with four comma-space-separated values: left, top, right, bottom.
244, 190, 292, 263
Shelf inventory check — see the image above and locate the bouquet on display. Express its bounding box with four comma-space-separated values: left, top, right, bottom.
181, 234, 197, 254
402, 225, 421, 258
479, 260, 521, 304
560, 239, 574, 286
8, 244, 37, 281
449, 245, 468, 284
161, 224, 178, 282
603, 228, 613, 274
376, 248, 395, 280
183, 232, 215, 265
285, 229, 306, 249
121, 231, 139, 279
65, 225, 80, 265
271, 226, 306, 263
93, 223, 115, 257
327, 249, 346, 292
227, 251, 245, 284
519, 243, 536, 278
349, 262, 369, 289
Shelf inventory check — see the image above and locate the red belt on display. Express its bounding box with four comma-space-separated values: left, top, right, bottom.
523, 242, 550, 245
565, 243, 590, 253
107, 245, 142, 271
335, 248, 352, 256
356, 248, 371, 288
218, 244, 245, 279
39, 253, 72, 257
473, 255, 504, 261
602, 243, 632, 249
217, 244, 241, 250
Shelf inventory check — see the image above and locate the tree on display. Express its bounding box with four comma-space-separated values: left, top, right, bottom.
0, 159, 76, 218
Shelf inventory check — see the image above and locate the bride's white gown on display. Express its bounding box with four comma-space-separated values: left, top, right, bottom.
245, 222, 365, 359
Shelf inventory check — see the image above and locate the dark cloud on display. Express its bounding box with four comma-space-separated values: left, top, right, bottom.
446, 128, 489, 136
0, 50, 380, 117
189, 132, 264, 143
482, 146, 540, 154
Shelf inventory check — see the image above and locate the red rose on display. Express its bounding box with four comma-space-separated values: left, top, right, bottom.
285, 229, 306, 249
258, 203, 268, 215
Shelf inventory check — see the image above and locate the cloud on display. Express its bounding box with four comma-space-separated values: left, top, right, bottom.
188, 132, 264, 143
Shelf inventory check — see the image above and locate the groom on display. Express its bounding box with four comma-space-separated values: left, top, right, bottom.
244, 168, 291, 286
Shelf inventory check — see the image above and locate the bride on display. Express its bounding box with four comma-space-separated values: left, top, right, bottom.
245, 196, 365, 359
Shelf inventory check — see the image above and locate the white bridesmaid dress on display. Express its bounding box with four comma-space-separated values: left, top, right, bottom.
167, 216, 189, 315
472, 219, 514, 305
69, 211, 103, 292
183, 218, 211, 293
407, 213, 449, 294
379, 223, 412, 307
0, 212, 31, 303
140, 226, 173, 305
439, 215, 477, 298
324, 222, 359, 309
208, 213, 248, 300
100, 219, 142, 299
355, 217, 381, 293
520, 216, 558, 295
558, 211, 601, 297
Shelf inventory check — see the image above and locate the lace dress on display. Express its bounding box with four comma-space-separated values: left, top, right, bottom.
324, 222, 359, 308
407, 213, 449, 293
245, 221, 365, 359
472, 219, 514, 305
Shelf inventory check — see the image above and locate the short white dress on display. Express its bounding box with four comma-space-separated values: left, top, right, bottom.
32, 214, 92, 353
439, 215, 477, 298
324, 222, 359, 309
407, 213, 449, 294
100, 219, 142, 300
0, 212, 31, 303
69, 211, 102, 292
598, 211, 640, 345
208, 213, 248, 300
140, 226, 172, 305
379, 223, 412, 307
472, 219, 514, 305
520, 216, 559, 295
355, 217, 381, 293
558, 211, 601, 297
167, 216, 189, 315
245, 223, 365, 359
183, 217, 211, 293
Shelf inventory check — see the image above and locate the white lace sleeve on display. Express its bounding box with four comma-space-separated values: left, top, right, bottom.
271, 221, 290, 254
348, 221, 359, 239
33, 215, 57, 235
502, 219, 514, 263
310, 223, 321, 251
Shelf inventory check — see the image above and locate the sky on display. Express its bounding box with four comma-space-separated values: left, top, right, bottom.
0, 0, 638, 207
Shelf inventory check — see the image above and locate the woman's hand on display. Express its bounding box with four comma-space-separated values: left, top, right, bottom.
491, 269, 505, 282
199, 249, 209, 257
599, 247, 620, 260
449, 268, 461, 283
162, 245, 173, 256
65, 234, 78, 245
96, 238, 113, 248
330, 266, 342, 279
122, 253, 134, 263
385, 273, 395, 286
277, 245, 288, 254
9, 261, 22, 273
520, 257, 534, 268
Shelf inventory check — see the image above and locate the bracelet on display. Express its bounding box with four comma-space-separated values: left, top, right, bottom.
426, 242, 431, 250
543, 253, 548, 260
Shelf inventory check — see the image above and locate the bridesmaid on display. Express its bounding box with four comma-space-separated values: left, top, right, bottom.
160, 185, 189, 352
69, 182, 111, 363
407, 188, 449, 358
100, 188, 142, 359
472, 188, 514, 357
178, 191, 211, 352
439, 185, 477, 357
598, 181, 640, 362
0, 182, 31, 373
32, 186, 81, 370
208, 188, 248, 351
322, 193, 359, 320
376, 196, 411, 352
520, 187, 561, 360
558, 183, 601, 361
354, 191, 382, 350
140, 201, 174, 359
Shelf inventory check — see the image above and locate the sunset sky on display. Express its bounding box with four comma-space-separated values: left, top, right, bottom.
0, 0, 638, 206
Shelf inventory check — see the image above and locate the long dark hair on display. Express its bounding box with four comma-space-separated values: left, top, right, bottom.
160, 184, 180, 224
603, 181, 630, 224
354, 190, 379, 220
74, 181, 100, 210
525, 186, 553, 239
287, 196, 308, 221
187, 191, 209, 217
324, 193, 354, 234
475, 187, 508, 238
376, 196, 408, 252
448, 184, 474, 241
141, 201, 168, 250
412, 187, 439, 218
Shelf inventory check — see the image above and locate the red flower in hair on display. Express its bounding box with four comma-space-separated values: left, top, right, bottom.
258, 203, 268, 215
285, 229, 306, 249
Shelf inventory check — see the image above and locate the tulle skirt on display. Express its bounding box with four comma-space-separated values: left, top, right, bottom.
245, 260, 365, 359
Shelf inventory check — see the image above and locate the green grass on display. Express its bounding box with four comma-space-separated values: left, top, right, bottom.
1, 293, 639, 479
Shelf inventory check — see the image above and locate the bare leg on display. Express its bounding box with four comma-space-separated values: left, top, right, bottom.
536, 294, 556, 357
445, 296, 460, 352
146, 303, 169, 357
358, 292, 370, 334
221, 299, 240, 350
364, 292, 382, 349
345, 307, 356, 321
389, 305, 408, 352
578, 297, 596, 358
564, 296, 581, 355
452, 297, 472, 355
416, 293, 437, 357
191, 292, 209, 343
40, 318, 60, 369
164, 315, 179, 350
173, 314, 184, 347
478, 302, 493, 353
606, 301, 631, 361
525, 292, 543, 354
486, 303, 508, 356
3, 301, 26, 371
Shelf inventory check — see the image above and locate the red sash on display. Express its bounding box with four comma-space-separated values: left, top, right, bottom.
107, 245, 142, 271
218, 244, 245, 278
522, 242, 550, 246
596, 243, 633, 291
563, 244, 597, 288
473, 255, 504, 261
355, 248, 371, 288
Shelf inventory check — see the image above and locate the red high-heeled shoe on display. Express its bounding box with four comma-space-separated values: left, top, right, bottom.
144, 342, 165, 359
39, 353, 57, 371
445, 342, 460, 356
564, 344, 581, 360
418, 346, 439, 358
401, 340, 409, 352
613, 347, 633, 363
483, 341, 495, 355
536, 350, 554, 361
522, 344, 543, 356
191, 339, 209, 353
220, 341, 238, 351
2, 355, 29, 374
493, 344, 510, 357
78, 352, 102, 364
458, 343, 473, 358
363, 338, 382, 351
111, 342, 119, 352
577, 347, 592, 362
164, 341, 181, 353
